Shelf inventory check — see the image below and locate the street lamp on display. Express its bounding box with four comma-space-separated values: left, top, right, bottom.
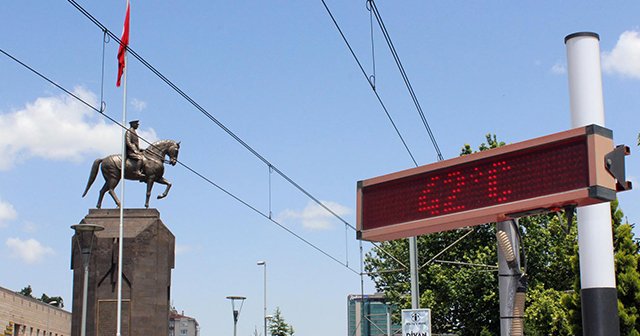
257, 260, 267, 336
71, 223, 104, 336
226, 296, 246, 336
265, 315, 273, 336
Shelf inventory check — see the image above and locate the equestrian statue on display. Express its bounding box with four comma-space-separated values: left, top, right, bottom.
82, 120, 180, 208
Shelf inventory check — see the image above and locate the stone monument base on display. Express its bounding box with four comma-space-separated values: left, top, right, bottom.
71, 209, 175, 336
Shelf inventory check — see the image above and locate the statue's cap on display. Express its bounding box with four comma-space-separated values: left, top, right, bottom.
129, 120, 140, 126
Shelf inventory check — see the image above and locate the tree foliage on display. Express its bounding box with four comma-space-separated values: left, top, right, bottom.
269, 307, 294, 336
16, 285, 64, 308
365, 135, 640, 335
524, 285, 572, 336
18, 285, 34, 298
564, 200, 640, 335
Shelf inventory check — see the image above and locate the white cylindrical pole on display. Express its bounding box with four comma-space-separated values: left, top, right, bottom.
117, 51, 128, 336
565, 32, 619, 335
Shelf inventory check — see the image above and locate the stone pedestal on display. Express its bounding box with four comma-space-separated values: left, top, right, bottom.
71, 209, 175, 336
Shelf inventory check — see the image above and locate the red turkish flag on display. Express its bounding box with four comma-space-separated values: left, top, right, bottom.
116, 1, 130, 87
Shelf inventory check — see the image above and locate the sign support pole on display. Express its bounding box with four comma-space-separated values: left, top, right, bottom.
565, 32, 619, 335
409, 236, 420, 309
497, 220, 521, 336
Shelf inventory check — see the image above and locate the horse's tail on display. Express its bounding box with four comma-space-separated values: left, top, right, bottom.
82, 158, 103, 197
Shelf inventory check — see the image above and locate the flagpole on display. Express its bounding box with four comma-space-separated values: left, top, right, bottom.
115, 1, 130, 334
115, 1, 129, 335
116, 49, 127, 336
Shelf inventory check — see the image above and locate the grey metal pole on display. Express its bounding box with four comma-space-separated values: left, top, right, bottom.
257, 261, 267, 336
81, 255, 89, 336
71, 224, 103, 336
565, 32, 619, 336
233, 310, 238, 336
386, 305, 392, 336
409, 236, 419, 309
263, 264, 267, 336
497, 220, 521, 336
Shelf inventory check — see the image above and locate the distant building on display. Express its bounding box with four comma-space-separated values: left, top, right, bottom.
0, 285, 71, 336
347, 293, 401, 336
169, 309, 199, 336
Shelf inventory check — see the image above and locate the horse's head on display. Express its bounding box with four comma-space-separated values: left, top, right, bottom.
167, 141, 180, 166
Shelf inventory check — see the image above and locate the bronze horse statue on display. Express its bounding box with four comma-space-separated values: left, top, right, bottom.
82, 139, 180, 208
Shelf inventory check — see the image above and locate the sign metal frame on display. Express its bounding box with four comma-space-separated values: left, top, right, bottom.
357, 125, 624, 242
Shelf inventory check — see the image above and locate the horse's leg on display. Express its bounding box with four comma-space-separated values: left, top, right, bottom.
145, 179, 154, 208
155, 177, 172, 199
97, 182, 109, 209
107, 178, 121, 208
108, 189, 121, 208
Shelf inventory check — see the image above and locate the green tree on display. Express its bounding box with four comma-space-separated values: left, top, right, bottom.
18, 285, 34, 298
367, 136, 506, 334
40, 293, 64, 308
524, 285, 572, 336
269, 307, 294, 336
564, 200, 640, 335
16, 285, 64, 308
365, 135, 640, 335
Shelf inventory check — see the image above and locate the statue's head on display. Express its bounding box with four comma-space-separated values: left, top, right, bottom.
168, 141, 180, 166
129, 120, 140, 128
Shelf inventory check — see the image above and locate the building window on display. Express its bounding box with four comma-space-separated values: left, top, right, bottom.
180, 329, 188, 335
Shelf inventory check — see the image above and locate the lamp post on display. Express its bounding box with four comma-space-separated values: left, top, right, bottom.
71, 223, 104, 336
265, 315, 273, 336
226, 296, 246, 336
257, 261, 267, 336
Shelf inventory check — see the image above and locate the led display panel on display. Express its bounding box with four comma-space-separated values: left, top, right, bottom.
357, 125, 622, 242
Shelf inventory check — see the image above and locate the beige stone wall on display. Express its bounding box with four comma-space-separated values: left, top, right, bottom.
0, 286, 71, 336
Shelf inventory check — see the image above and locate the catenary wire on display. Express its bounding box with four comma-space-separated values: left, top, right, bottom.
319, 0, 418, 166
369, 0, 444, 161
65, 0, 408, 270
66, 0, 358, 232
0, 46, 359, 275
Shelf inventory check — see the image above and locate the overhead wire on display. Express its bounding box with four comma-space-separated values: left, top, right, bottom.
319, 0, 418, 166
0, 46, 359, 275
65, 0, 409, 274
320, 1, 475, 295
8, 1, 415, 277
66, 0, 358, 232
369, 0, 444, 161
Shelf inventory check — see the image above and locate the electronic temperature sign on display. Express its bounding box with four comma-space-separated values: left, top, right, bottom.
357, 125, 630, 242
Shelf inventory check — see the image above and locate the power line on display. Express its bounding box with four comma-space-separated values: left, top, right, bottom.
319, 0, 418, 166
6, 1, 410, 276
65, 0, 409, 273
369, 0, 444, 161
66, 0, 357, 231
0, 46, 359, 275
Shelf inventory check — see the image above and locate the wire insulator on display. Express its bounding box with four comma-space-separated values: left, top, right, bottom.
497, 230, 516, 263
510, 291, 526, 335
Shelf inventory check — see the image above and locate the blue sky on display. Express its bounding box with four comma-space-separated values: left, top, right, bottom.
1, 1, 639, 335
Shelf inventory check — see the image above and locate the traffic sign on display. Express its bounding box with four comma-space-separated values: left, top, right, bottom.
402, 309, 431, 336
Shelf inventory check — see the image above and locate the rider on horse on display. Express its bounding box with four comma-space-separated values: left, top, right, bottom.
126, 120, 145, 180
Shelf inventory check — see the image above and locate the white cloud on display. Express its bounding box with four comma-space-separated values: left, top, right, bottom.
6, 237, 54, 264
0, 88, 158, 170
278, 200, 351, 230
602, 30, 640, 78
551, 62, 566, 75
175, 244, 192, 255
131, 98, 148, 112
22, 221, 38, 233
0, 199, 17, 228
